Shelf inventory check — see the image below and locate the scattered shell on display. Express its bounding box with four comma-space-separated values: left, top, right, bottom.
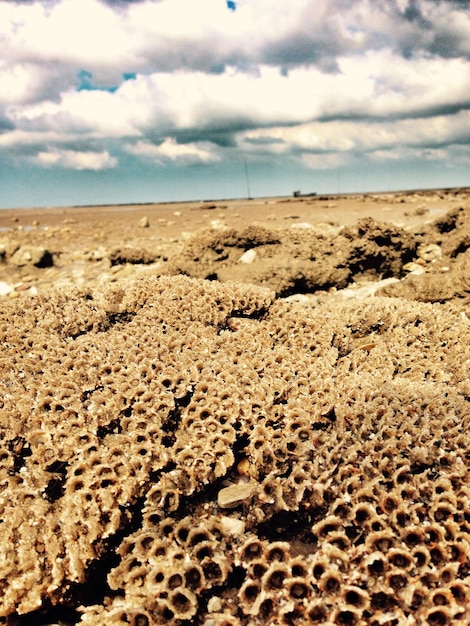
403, 262, 426, 275
290, 222, 313, 230
239, 249, 257, 264
217, 482, 257, 508
0, 281, 13, 296
219, 516, 246, 536
417, 243, 441, 262
138, 216, 150, 228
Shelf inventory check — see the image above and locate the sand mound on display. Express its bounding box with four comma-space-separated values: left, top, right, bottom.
1, 275, 469, 625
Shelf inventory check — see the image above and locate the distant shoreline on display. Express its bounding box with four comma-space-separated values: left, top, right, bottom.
2, 185, 470, 213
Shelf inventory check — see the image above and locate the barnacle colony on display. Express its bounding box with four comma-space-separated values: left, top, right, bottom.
0, 275, 469, 624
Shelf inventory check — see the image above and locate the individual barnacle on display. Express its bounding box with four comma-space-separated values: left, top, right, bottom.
386, 567, 409, 592
289, 557, 308, 580
248, 559, 268, 580
262, 562, 290, 592
239, 538, 265, 563
311, 515, 343, 539
342, 585, 370, 611
330, 604, 362, 625
387, 547, 414, 570
168, 587, 198, 619
305, 599, 329, 623
238, 579, 263, 614
422, 606, 454, 625
378, 492, 400, 515
286, 577, 311, 602
430, 588, 457, 607
429, 543, 448, 567
265, 541, 290, 563
317, 568, 342, 595
366, 529, 396, 553
364, 551, 387, 578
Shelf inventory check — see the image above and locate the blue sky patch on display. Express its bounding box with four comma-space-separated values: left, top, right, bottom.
76, 70, 118, 93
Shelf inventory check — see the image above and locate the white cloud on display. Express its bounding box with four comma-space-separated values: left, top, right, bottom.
1, 0, 137, 68
1, 0, 470, 191
126, 138, 220, 165
240, 109, 470, 165
8, 46, 470, 142
301, 151, 352, 170
33, 148, 117, 170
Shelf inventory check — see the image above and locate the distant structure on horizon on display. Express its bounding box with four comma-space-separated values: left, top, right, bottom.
293, 190, 317, 198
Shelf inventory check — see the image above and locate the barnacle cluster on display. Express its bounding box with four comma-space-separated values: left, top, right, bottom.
0, 275, 469, 624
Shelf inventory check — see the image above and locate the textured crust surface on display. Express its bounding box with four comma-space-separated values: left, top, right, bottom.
0, 275, 469, 624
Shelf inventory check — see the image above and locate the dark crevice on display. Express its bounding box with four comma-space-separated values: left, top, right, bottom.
6, 603, 80, 625
197, 565, 246, 623
7, 436, 32, 475
68, 324, 96, 340
148, 460, 177, 484
231, 433, 250, 468
80, 385, 104, 405
410, 462, 435, 475
450, 241, 469, 257
97, 418, 122, 440
68, 311, 137, 340
257, 509, 318, 546
217, 307, 270, 334
105, 311, 137, 327
161, 389, 194, 448
228, 306, 270, 321
43, 461, 69, 503
310, 418, 334, 431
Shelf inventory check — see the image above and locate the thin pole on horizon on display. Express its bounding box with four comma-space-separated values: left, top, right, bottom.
244, 159, 252, 199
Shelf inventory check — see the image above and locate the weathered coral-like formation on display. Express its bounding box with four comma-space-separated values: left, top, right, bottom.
166, 220, 416, 296
0, 275, 469, 624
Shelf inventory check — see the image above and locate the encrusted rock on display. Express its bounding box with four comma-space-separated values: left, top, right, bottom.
9, 245, 53, 268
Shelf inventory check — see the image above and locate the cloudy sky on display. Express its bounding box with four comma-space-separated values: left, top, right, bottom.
1, 0, 470, 208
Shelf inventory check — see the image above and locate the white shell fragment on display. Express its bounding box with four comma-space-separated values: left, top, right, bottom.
238, 249, 257, 264
217, 482, 257, 508
219, 516, 246, 536
417, 243, 442, 262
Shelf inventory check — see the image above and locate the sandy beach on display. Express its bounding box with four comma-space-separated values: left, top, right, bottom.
0, 188, 470, 625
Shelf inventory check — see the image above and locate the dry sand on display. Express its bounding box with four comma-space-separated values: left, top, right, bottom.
0, 188, 470, 625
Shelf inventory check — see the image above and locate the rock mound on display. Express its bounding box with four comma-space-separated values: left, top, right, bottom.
6, 245, 53, 268
168, 220, 416, 297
